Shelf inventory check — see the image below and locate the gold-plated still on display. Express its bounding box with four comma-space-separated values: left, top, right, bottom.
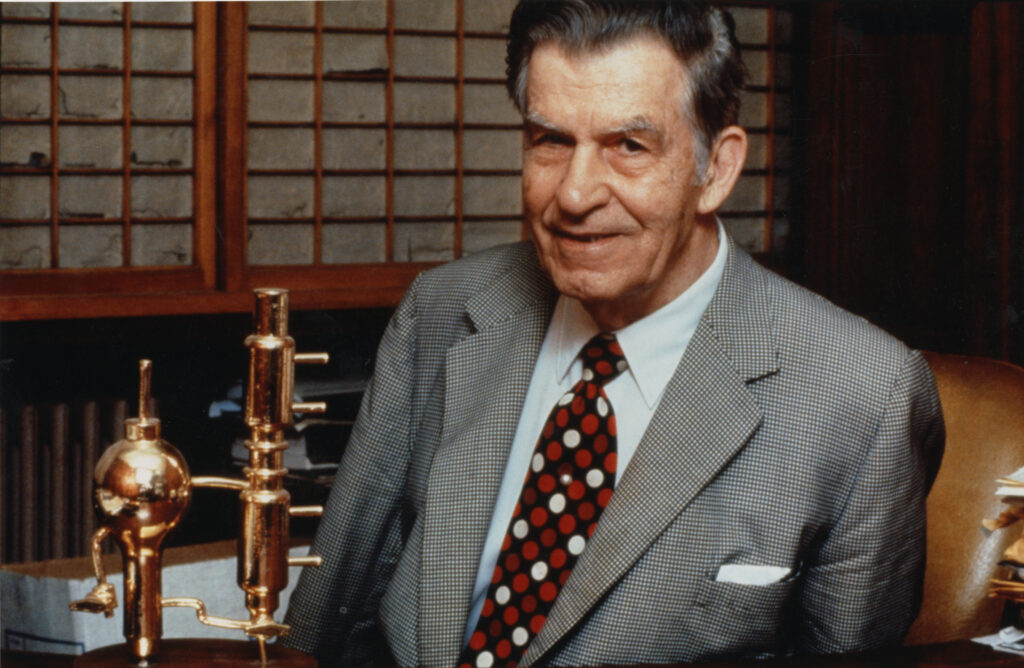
70, 288, 327, 666
69, 359, 192, 663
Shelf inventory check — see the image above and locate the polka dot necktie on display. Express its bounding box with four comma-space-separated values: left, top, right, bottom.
460, 333, 628, 668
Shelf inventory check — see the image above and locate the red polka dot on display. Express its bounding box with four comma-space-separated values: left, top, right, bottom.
489, 619, 503, 637
556, 408, 569, 427
581, 414, 598, 435
587, 522, 598, 537
596, 360, 612, 375
530, 614, 547, 634
540, 528, 557, 547
521, 594, 537, 613
574, 449, 592, 468
539, 582, 558, 602
586, 346, 602, 358
604, 452, 617, 474
513, 502, 521, 516
550, 548, 567, 568
608, 415, 616, 436
567, 480, 585, 500
578, 501, 595, 521
459, 663, 472, 668
470, 631, 487, 650
491, 566, 503, 584
523, 487, 537, 505
597, 488, 613, 507
558, 514, 576, 534
585, 384, 597, 399
537, 474, 555, 494
505, 553, 520, 572
522, 540, 539, 560
482, 599, 494, 617
593, 434, 608, 453
513, 573, 529, 593
543, 421, 554, 439
546, 441, 562, 461
530, 507, 548, 527
559, 569, 572, 585
502, 535, 511, 551
496, 639, 511, 659
609, 341, 623, 356
557, 462, 573, 477
503, 607, 519, 625
571, 396, 586, 415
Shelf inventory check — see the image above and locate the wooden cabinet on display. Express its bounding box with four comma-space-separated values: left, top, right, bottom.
1, 2, 799, 321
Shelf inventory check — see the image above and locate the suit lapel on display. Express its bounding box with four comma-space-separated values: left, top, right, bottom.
524, 238, 780, 664
419, 254, 557, 667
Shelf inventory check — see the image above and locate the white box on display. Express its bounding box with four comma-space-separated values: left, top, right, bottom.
1, 540, 310, 655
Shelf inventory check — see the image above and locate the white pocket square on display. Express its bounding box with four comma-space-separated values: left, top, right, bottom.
715, 564, 792, 585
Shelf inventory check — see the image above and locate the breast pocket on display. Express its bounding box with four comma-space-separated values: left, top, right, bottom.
685, 574, 798, 658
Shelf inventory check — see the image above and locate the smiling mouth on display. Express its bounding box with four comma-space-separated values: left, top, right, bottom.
552, 229, 619, 243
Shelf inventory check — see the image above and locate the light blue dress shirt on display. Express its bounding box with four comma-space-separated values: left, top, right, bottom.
463, 222, 728, 645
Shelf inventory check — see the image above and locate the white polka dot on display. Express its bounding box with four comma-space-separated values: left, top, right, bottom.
531, 561, 549, 581
512, 626, 529, 646
560, 473, 572, 486
558, 392, 574, 406
586, 468, 605, 488
596, 397, 609, 417
617, 360, 628, 372
476, 650, 494, 668
513, 519, 528, 539
582, 368, 594, 381
495, 586, 511, 605
548, 493, 566, 514
532, 453, 545, 472
568, 534, 586, 555
563, 429, 581, 448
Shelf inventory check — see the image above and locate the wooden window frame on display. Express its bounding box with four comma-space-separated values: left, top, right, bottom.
1, 1, 795, 321
0, 2, 218, 320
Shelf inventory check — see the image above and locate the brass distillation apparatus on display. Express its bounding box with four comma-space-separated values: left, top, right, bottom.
70, 288, 327, 666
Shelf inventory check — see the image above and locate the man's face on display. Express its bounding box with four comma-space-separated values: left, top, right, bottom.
523, 37, 718, 330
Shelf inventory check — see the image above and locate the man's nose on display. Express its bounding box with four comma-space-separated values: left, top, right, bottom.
554, 145, 611, 218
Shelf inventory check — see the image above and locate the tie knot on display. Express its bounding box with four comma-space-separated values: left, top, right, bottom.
580, 333, 628, 386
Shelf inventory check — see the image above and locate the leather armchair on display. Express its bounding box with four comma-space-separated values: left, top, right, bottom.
904, 352, 1024, 645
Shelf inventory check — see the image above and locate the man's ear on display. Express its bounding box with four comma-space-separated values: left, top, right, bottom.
697, 125, 748, 214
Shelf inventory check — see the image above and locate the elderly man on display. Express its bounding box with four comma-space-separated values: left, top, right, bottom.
283, 1, 944, 666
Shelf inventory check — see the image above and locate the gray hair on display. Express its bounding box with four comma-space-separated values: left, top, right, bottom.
506, 0, 746, 175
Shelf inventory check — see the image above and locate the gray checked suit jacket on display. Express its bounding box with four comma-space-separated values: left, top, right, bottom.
283, 235, 944, 667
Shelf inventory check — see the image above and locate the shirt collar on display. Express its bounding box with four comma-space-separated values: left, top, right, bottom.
550, 220, 728, 408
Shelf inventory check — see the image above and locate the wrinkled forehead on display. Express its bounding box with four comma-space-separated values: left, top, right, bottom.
523, 37, 691, 119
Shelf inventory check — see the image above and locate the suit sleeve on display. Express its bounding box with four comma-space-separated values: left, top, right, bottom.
282, 275, 423, 666
793, 348, 944, 653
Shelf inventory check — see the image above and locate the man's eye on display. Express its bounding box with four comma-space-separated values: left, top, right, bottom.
620, 138, 646, 153
534, 133, 569, 146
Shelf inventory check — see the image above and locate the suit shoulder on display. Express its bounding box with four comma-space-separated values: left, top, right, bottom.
414, 241, 541, 303
750, 259, 914, 381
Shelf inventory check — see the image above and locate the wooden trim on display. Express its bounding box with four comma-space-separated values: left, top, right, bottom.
49, 4, 60, 269
193, 2, 217, 289
217, 2, 248, 291
0, 266, 209, 297
0, 288, 403, 321
312, 1, 324, 266
965, 2, 1022, 359
385, 0, 396, 261
121, 2, 133, 268
454, 0, 464, 259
